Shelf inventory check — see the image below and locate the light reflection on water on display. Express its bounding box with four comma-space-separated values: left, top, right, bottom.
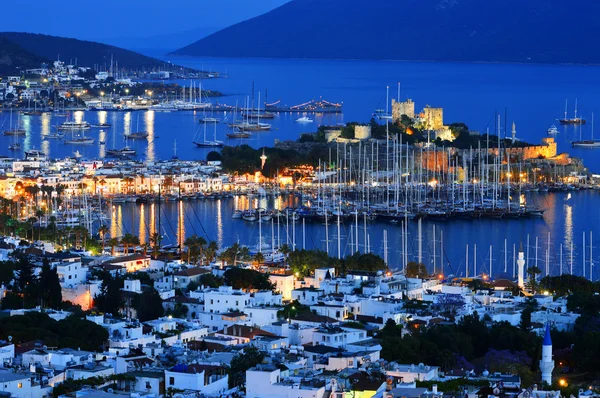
106, 190, 600, 279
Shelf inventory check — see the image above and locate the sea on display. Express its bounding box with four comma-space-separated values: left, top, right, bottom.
4, 56, 600, 278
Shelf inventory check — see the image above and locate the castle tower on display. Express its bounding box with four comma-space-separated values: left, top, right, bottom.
539, 323, 554, 385
517, 242, 525, 288
511, 122, 516, 144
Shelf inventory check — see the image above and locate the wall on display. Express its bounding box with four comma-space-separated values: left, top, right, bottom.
392, 99, 415, 121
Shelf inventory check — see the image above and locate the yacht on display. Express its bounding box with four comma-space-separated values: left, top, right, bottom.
150, 103, 179, 112
24, 148, 45, 159
230, 121, 272, 131
571, 140, 600, 148
547, 125, 559, 135
124, 131, 149, 139
199, 117, 220, 123
8, 143, 21, 151
106, 147, 136, 157
56, 121, 91, 131
64, 135, 94, 145
226, 130, 251, 139
43, 132, 65, 140
91, 123, 112, 128
296, 116, 314, 123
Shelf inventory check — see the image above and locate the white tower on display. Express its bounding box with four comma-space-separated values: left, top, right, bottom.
511, 122, 516, 144
517, 242, 525, 288
539, 323, 554, 385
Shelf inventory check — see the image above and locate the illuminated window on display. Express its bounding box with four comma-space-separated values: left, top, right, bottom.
18, 383, 23, 388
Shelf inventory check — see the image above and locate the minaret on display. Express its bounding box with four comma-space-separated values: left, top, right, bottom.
511, 122, 516, 144
539, 323, 554, 385
517, 242, 525, 288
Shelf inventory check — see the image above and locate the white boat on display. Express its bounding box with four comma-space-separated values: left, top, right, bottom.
571, 140, 600, 148
25, 148, 45, 159
8, 143, 21, 151
572, 113, 600, 147
56, 121, 91, 131
150, 102, 179, 112
106, 147, 136, 157
232, 210, 243, 219
296, 116, 314, 123
3, 109, 25, 136
547, 125, 559, 135
199, 117, 220, 123
64, 136, 94, 145
193, 118, 224, 147
43, 132, 65, 139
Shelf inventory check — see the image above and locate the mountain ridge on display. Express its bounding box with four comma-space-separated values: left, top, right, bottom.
0, 32, 184, 71
171, 0, 600, 64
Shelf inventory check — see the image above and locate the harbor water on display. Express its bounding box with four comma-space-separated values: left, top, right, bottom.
4, 57, 600, 277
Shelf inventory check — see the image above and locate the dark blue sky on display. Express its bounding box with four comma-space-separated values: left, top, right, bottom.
1, 0, 289, 41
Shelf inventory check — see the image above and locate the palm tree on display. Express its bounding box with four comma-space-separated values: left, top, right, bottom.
35, 208, 45, 241
184, 235, 199, 264
197, 236, 207, 263
55, 184, 65, 206
254, 252, 265, 267
98, 225, 109, 253
150, 232, 162, 258
108, 238, 120, 256
205, 241, 219, 264
48, 216, 57, 243
280, 243, 291, 264
239, 246, 251, 263
121, 233, 136, 255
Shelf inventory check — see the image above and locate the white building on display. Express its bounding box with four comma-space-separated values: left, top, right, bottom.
0, 370, 42, 398
204, 286, 250, 314
164, 364, 228, 395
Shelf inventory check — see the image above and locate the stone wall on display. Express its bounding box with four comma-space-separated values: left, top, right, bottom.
392, 99, 415, 122
423, 106, 444, 130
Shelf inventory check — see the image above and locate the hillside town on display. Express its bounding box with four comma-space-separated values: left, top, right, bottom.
0, 224, 598, 398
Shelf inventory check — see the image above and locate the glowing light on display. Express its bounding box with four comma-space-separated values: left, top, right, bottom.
559, 379, 567, 387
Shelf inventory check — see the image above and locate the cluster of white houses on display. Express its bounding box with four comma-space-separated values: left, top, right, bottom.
0, 237, 576, 398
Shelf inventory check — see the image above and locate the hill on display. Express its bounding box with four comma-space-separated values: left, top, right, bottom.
171, 0, 600, 64
0, 37, 48, 74
0, 32, 178, 71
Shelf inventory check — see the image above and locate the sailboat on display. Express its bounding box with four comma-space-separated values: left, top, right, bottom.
123, 114, 148, 139
63, 129, 95, 145
229, 93, 271, 131
105, 116, 136, 156
172, 140, 179, 160
559, 98, 587, 125
3, 110, 26, 136
8, 125, 21, 150
374, 86, 393, 120
23, 99, 43, 116
572, 112, 600, 147
193, 118, 224, 147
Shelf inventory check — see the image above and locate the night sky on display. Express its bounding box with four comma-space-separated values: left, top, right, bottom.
1, 0, 289, 42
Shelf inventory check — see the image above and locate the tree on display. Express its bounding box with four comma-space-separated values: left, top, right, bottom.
206, 151, 222, 162
108, 238, 120, 256
205, 241, 218, 264
135, 287, 164, 322
39, 258, 62, 309
94, 274, 123, 316
98, 225, 109, 253
228, 347, 265, 388
224, 268, 273, 291
343, 252, 387, 273
253, 252, 265, 267
526, 266, 542, 294
406, 262, 428, 278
